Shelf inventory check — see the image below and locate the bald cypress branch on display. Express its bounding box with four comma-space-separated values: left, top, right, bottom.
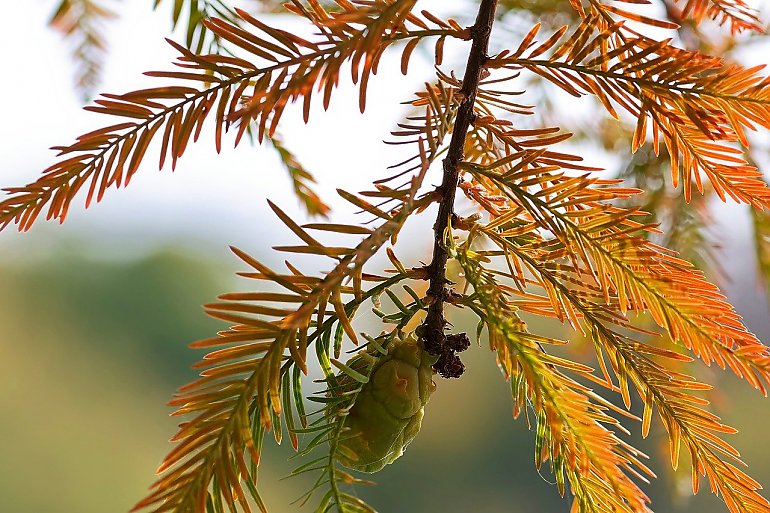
420, 0, 498, 377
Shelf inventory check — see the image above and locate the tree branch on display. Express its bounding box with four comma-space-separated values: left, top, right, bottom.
420, 0, 498, 378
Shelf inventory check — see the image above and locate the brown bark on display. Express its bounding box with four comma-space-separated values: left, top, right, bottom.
420, 0, 498, 378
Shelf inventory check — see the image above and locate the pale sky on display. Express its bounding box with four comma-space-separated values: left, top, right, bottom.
0, 0, 766, 306
0, 0, 467, 259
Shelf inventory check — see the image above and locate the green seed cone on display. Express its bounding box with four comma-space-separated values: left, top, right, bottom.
334, 334, 437, 473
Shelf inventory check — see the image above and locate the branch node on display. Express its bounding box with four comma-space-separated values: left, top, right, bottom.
452, 213, 481, 231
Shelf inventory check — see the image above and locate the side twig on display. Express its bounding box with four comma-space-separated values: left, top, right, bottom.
420, 0, 498, 378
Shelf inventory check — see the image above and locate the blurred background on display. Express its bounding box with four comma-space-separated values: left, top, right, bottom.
1, 1, 769, 512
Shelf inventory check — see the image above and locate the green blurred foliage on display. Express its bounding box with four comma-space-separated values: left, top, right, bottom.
0, 243, 767, 512
2, 250, 220, 382
0, 247, 222, 512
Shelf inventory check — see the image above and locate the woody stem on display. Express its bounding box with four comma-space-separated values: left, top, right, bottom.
420, 0, 498, 377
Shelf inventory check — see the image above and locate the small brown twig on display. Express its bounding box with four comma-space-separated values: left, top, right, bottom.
419, 0, 498, 378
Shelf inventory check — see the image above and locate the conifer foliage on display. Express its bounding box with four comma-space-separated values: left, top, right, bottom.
48, 0, 117, 97
6, 1, 770, 512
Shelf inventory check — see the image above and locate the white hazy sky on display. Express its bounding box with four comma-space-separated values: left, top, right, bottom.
0, 0, 468, 259
0, 0, 766, 315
